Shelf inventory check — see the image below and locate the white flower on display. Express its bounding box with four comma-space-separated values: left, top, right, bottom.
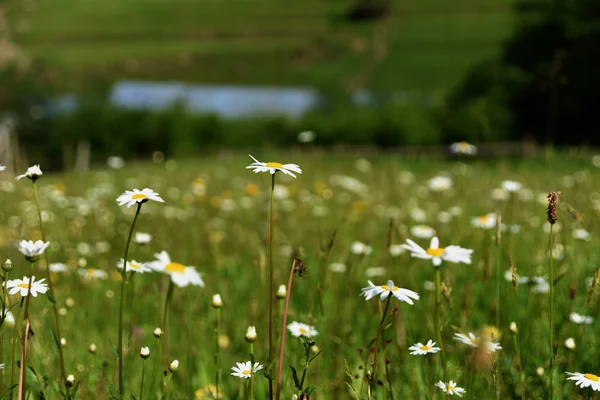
169, 360, 179, 373
351, 241, 372, 255
15, 165, 42, 181
2, 310, 15, 326
573, 229, 591, 241
569, 312, 593, 325
287, 321, 318, 338
0, 165, 5, 171
565, 372, 600, 391
231, 361, 263, 379
116, 188, 164, 208
471, 213, 497, 229
328, 263, 347, 273
365, 267, 387, 278
212, 294, 223, 308
449, 142, 477, 155
360, 280, 419, 304
490, 188, 509, 201
117, 259, 152, 274
297, 131, 316, 143
49, 263, 68, 273
107, 156, 125, 169
409, 340, 441, 355
5, 276, 49, 297
435, 381, 466, 397
147, 250, 204, 288
564, 337, 576, 350
140, 346, 150, 358
410, 225, 436, 239
428, 176, 452, 192
389, 245, 405, 257
501, 180, 521, 193
453, 332, 502, 353
78, 268, 108, 280
134, 232, 152, 244
246, 155, 302, 178
245, 326, 257, 343
401, 237, 473, 267
17, 240, 50, 259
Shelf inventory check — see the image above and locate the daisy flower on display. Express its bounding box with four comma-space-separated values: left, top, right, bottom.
49, 263, 69, 273
287, 321, 318, 338
453, 332, 502, 353
565, 372, 600, 391
5, 276, 49, 297
410, 225, 436, 239
501, 180, 521, 193
0, 165, 5, 171
435, 380, 466, 397
246, 155, 302, 178
569, 312, 594, 325
116, 188, 164, 208
147, 250, 204, 287
409, 340, 441, 355
573, 228, 591, 241
351, 241, 372, 255
231, 361, 263, 379
117, 259, 152, 274
78, 268, 108, 280
401, 237, 473, 267
471, 213, 497, 229
17, 240, 50, 261
15, 165, 42, 181
2, 310, 15, 326
449, 142, 477, 155
360, 280, 420, 304
428, 176, 452, 192
134, 232, 152, 244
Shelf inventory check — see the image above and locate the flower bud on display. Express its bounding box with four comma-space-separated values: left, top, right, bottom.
509, 322, 518, 334
276, 284, 287, 299
169, 360, 179, 373
245, 326, 257, 343
564, 337, 576, 350
153, 327, 163, 338
60, 338, 67, 347
140, 346, 150, 359
536, 367, 544, 376
88, 343, 97, 354
212, 294, 223, 309
2, 259, 13, 272
65, 375, 75, 388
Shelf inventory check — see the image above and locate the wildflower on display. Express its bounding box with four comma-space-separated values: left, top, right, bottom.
449, 142, 477, 155
17, 240, 50, 261
246, 155, 302, 178
276, 284, 287, 299
153, 328, 163, 338
287, 321, 318, 338
147, 251, 204, 288
547, 191, 559, 225
565, 372, 600, 391
2, 259, 13, 272
401, 237, 473, 267
435, 380, 466, 397
297, 131, 316, 143
116, 188, 164, 208
351, 241, 372, 255
573, 229, 591, 241
389, 245, 405, 257
564, 338, 576, 350
107, 156, 125, 169
195, 385, 223, 399
509, 322, 518, 334
245, 326, 257, 343
453, 332, 502, 353
490, 188, 509, 201
501, 180, 521, 193
140, 346, 150, 359
365, 267, 387, 278
569, 312, 593, 325
428, 176, 452, 192
49, 263, 68, 273
0, 165, 5, 171
328, 263, 347, 273
212, 294, 223, 308
78, 268, 108, 280
231, 361, 263, 379
409, 340, 441, 355
410, 225, 436, 239
360, 280, 419, 304
5, 276, 49, 297
65, 375, 75, 388
169, 360, 179, 373
134, 232, 152, 244
471, 213, 497, 229
117, 259, 152, 274
2, 311, 15, 326
537, 367, 544, 376
89, 344, 97, 354
15, 165, 42, 182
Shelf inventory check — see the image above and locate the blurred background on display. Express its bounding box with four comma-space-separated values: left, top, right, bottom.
1, 0, 599, 168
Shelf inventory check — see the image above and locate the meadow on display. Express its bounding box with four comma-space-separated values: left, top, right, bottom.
8, 0, 513, 93
0, 150, 599, 399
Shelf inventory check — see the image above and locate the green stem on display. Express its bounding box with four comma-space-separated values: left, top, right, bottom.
17, 262, 35, 400
33, 181, 69, 397
513, 333, 525, 400
118, 202, 142, 396
370, 295, 392, 395
495, 228, 501, 400
467, 368, 473, 400
140, 359, 146, 400
249, 343, 254, 400
268, 173, 275, 400
215, 308, 221, 400
0, 269, 8, 394
9, 298, 23, 400
435, 268, 447, 383
549, 223, 554, 400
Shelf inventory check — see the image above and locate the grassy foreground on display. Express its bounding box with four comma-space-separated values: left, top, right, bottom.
0, 151, 599, 399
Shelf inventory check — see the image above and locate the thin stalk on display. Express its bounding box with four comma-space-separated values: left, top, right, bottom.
118, 202, 142, 396
17, 262, 34, 400
33, 181, 69, 396
370, 295, 392, 396
161, 280, 174, 363
214, 308, 221, 400
127, 272, 136, 349
0, 269, 8, 394
384, 359, 395, 400
140, 359, 147, 400
434, 268, 447, 383
9, 298, 23, 400
549, 223, 554, 400
467, 368, 473, 400
512, 333, 525, 400
268, 173, 275, 400
495, 225, 501, 400
275, 259, 297, 400
249, 343, 254, 400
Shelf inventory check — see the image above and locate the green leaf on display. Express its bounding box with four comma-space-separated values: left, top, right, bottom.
305, 386, 316, 395
47, 292, 56, 304
289, 365, 301, 390
51, 330, 61, 353
0, 384, 18, 400
109, 384, 122, 400
308, 350, 323, 364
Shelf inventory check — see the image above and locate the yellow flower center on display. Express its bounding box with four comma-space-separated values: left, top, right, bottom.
381, 285, 399, 291
479, 215, 489, 223
585, 373, 600, 382
132, 193, 147, 200
426, 248, 445, 257
266, 162, 283, 169
17, 283, 30, 289
165, 262, 186, 274
420, 345, 431, 351
447, 385, 455, 391
299, 328, 308, 335
130, 262, 141, 270
242, 369, 251, 375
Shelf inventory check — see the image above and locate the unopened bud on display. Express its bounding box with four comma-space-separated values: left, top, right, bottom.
88, 343, 97, 354
153, 327, 163, 338
169, 360, 179, 373
564, 337, 576, 350
536, 367, 544, 376
60, 338, 67, 347
140, 346, 150, 359
276, 284, 287, 299
509, 322, 518, 334
245, 326, 257, 343
212, 294, 223, 309
2, 259, 13, 272
65, 375, 75, 388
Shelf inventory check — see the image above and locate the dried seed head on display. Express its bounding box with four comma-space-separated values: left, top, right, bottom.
547, 191, 559, 225
294, 258, 307, 277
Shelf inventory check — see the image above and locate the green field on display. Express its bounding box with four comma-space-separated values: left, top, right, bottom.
0, 151, 599, 398
8, 0, 514, 92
